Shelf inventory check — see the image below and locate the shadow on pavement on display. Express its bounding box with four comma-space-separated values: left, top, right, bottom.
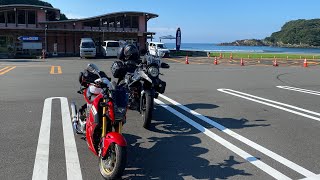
209, 117, 270, 130
123, 106, 252, 179
186, 103, 219, 110
177, 103, 270, 130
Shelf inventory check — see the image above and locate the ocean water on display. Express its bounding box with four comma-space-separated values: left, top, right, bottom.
165, 43, 320, 54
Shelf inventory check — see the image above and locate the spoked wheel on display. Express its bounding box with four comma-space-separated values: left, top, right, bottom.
99, 143, 127, 180
141, 90, 154, 129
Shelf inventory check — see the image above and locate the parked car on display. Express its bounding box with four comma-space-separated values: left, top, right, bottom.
148, 42, 170, 57
80, 38, 96, 58
102, 40, 120, 57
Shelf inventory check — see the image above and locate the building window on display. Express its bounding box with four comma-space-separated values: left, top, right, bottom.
123, 16, 131, 28
7, 11, 15, 24
132, 16, 138, 28
18, 10, 26, 24
102, 19, 108, 27
116, 16, 123, 29
28, 11, 36, 24
0, 12, 5, 23
47, 11, 57, 21
108, 17, 115, 28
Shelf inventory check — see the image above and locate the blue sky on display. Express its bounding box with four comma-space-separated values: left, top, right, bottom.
47, 0, 320, 43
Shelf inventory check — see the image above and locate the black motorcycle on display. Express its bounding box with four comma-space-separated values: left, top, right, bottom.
111, 53, 169, 129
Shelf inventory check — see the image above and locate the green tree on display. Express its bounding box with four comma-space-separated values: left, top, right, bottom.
0, 0, 69, 20
265, 19, 320, 47
0, 0, 53, 7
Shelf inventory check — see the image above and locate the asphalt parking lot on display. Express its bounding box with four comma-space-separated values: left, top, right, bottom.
0, 57, 320, 180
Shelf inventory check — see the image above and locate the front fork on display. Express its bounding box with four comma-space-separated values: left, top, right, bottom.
101, 99, 123, 138
100, 99, 126, 158
101, 99, 107, 138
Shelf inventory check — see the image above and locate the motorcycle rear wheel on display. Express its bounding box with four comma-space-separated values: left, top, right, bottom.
142, 90, 153, 129
99, 143, 127, 180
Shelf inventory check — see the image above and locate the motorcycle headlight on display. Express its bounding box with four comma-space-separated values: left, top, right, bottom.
148, 67, 159, 77
116, 107, 126, 114
114, 107, 127, 121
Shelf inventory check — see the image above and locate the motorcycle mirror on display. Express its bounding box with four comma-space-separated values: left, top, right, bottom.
161, 63, 170, 69
87, 63, 100, 73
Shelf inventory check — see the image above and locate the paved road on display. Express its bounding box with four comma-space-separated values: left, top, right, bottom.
0, 57, 320, 180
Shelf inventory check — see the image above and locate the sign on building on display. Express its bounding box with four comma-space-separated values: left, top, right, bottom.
18, 36, 41, 41
53, 43, 58, 56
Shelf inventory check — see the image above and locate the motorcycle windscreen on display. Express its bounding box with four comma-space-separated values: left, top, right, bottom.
110, 89, 129, 121
146, 55, 161, 66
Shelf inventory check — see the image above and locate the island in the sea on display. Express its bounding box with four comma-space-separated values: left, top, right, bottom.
219, 19, 320, 48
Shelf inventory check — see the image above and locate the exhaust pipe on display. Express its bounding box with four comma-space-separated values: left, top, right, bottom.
70, 102, 79, 133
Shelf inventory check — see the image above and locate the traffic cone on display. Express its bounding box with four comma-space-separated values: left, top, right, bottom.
240, 58, 244, 66
303, 58, 308, 67
273, 58, 278, 67
185, 55, 189, 64
219, 53, 222, 59
214, 57, 218, 65
230, 53, 233, 60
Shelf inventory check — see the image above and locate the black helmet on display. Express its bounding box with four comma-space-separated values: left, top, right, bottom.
117, 46, 125, 61
123, 44, 139, 60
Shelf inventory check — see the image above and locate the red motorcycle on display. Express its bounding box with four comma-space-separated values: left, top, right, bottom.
71, 64, 128, 179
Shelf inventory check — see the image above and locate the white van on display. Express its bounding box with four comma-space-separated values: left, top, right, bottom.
148, 42, 170, 57
80, 38, 96, 58
102, 40, 120, 57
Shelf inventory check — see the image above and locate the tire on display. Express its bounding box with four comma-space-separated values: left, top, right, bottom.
99, 143, 127, 180
142, 90, 154, 129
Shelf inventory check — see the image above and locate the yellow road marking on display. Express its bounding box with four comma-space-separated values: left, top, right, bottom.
0, 66, 10, 72
50, 66, 62, 74
0, 66, 16, 75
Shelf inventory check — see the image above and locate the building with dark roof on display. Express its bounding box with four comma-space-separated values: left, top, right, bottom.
0, 4, 158, 58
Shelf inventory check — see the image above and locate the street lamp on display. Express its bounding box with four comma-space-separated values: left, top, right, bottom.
45, 24, 48, 53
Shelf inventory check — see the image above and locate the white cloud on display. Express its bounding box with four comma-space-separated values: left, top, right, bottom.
64, 13, 86, 19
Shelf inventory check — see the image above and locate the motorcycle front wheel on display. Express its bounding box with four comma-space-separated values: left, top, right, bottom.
141, 90, 154, 129
99, 143, 127, 180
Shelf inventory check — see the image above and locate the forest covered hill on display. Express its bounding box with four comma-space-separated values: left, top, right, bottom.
0, 0, 68, 20
220, 19, 320, 48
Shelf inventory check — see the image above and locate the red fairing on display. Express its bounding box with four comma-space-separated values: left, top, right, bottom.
101, 132, 127, 157
86, 94, 103, 155
108, 101, 115, 121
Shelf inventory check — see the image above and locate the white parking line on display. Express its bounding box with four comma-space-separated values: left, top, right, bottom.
155, 99, 291, 180
32, 97, 82, 180
277, 86, 320, 96
60, 98, 83, 180
32, 98, 52, 180
217, 89, 320, 122
159, 94, 316, 178
300, 174, 320, 180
